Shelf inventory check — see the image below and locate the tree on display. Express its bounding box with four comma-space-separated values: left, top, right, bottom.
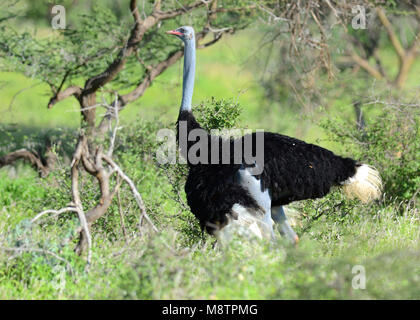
0, 0, 256, 257
253, 0, 419, 130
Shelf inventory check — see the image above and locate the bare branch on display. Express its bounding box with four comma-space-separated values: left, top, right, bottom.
70, 136, 92, 268
376, 7, 406, 61
48, 85, 82, 109
153, 0, 162, 12
120, 49, 184, 105
102, 154, 158, 233
116, 179, 129, 244
197, 33, 223, 49
395, 29, 420, 87
257, 3, 289, 23
107, 94, 120, 157
31, 207, 79, 223
130, 0, 141, 24
0, 149, 49, 177
350, 51, 385, 81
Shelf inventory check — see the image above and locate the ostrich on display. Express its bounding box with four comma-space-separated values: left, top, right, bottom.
166, 26, 382, 245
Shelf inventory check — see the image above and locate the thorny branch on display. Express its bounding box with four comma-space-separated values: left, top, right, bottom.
32, 97, 157, 269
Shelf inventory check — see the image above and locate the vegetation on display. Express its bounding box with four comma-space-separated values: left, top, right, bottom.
0, 0, 419, 299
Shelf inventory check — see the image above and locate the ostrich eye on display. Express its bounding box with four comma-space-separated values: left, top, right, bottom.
179, 28, 185, 33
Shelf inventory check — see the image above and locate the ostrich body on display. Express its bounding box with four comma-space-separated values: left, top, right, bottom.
167, 26, 382, 244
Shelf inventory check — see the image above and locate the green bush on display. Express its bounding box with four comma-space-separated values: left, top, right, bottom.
319, 103, 420, 205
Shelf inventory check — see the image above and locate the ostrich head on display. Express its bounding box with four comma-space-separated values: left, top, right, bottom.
166, 26, 195, 43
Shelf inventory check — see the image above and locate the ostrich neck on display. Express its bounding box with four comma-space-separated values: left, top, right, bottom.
180, 40, 196, 112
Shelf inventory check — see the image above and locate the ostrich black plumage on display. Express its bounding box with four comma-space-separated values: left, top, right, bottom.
167, 26, 382, 244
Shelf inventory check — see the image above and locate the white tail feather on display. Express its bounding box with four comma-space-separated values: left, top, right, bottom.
341, 164, 382, 203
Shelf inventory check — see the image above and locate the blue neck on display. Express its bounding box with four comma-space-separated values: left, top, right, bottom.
180, 40, 196, 112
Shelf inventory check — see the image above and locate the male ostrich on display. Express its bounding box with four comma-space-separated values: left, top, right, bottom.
166, 26, 382, 244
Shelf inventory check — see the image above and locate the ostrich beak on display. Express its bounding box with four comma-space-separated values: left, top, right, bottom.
166, 30, 183, 36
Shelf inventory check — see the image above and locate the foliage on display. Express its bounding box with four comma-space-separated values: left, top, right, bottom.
319, 102, 420, 204
254, 0, 420, 115
1, 4, 129, 88
195, 97, 243, 131
0, 0, 257, 96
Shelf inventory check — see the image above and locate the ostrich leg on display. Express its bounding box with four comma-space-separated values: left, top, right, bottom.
271, 206, 299, 245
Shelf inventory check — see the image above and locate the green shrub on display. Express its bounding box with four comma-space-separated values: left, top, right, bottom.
319, 103, 420, 205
